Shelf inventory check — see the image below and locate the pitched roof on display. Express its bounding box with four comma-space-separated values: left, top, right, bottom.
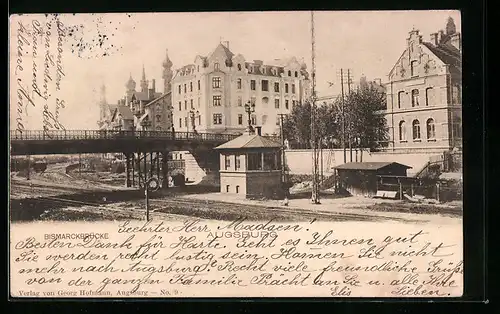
209, 43, 234, 60
334, 162, 412, 171
132, 91, 163, 101
143, 91, 171, 107
422, 42, 461, 70
115, 105, 134, 120
215, 134, 281, 150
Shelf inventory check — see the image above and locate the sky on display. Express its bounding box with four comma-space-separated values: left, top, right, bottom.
9, 10, 461, 130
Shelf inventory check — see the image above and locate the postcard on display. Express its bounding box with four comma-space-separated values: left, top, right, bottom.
9, 11, 463, 298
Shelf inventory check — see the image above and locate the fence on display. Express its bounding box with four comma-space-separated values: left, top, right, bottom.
377, 175, 461, 202
10, 130, 239, 142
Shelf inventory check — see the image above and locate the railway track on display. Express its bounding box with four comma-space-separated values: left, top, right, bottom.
10, 172, 405, 222
147, 197, 390, 222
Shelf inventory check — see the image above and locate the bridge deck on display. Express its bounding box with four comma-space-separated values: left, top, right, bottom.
9, 130, 239, 155
10, 130, 238, 142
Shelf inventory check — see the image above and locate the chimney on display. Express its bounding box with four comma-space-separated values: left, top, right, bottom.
255, 126, 262, 136
152, 79, 156, 92
430, 33, 439, 45
437, 30, 445, 44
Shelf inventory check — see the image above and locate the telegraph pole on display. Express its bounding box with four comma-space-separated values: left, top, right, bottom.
310, 11, 320, 204
347, 69, 353, 162
278, 113, 287, 186
337, 68, 353, 163
340, 69, 346, 163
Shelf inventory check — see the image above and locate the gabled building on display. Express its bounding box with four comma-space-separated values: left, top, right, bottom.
98, 50, 174, 132
109, 105, 134, 131
171, 42, 311, 136
383, 17, 462, 152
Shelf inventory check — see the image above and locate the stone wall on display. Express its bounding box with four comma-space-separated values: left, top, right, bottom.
284, 148, 444, 177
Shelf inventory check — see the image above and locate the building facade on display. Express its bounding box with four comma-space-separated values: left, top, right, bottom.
97, 50, 174, 132
172, 42, 311, 136
383, 18, 462, 152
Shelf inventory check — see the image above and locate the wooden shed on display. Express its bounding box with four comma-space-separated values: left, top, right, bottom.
334, 162, 412, 197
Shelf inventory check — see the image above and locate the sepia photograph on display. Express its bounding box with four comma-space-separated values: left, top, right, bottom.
9, 11, 463, 298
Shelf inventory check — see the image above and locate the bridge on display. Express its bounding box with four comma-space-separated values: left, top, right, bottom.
10, 130, 239, 188
9, 130, 238, 156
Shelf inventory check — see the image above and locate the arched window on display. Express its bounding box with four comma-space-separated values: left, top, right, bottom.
237, 78, 242, 89
412, 119, 421, 140
425, 87, 433, 106
285, 83, 289, 93
288, 70, 291, 76
411, 89, 419, 107
237, 63, 242, 71
294, 71, 298, 77
398, 91, 405, 108
426, 118, 435, 140
411, 60, 418, 76
398, 121, 406, 141
214, 62, 220, 71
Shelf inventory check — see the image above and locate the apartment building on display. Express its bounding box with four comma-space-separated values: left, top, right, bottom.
171, 42, 311, 136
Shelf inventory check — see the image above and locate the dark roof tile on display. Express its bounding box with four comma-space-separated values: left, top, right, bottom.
115, 105, 134, 120
215, 134, 281, 150
334, 162, 412, 171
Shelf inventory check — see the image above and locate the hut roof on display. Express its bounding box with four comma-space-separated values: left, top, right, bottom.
215, 134, 281, 150
334, 162, 412, 171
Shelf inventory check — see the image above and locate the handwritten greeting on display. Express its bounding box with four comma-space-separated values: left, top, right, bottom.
12, 14, 67, 136
10, 219, 463, 298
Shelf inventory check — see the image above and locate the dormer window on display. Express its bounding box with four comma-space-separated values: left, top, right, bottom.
237, 63, 242, 71
272, 68, 277, 75
260, 66, 265, 74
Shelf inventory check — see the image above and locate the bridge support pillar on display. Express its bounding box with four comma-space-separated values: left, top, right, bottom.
131, 153, 136, 187
156, 152, 161, 180
125, 153, 132, 187
162, 151, 169, 189
149, 153, 153, 178
143, 152, 147, 186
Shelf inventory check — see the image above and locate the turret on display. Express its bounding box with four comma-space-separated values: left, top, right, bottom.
126, 73, 136, 93
140, 65, 149, 93
162, 49, 173, 93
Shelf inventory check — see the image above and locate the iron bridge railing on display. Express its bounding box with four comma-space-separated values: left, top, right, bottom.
10, 130, 239, 142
